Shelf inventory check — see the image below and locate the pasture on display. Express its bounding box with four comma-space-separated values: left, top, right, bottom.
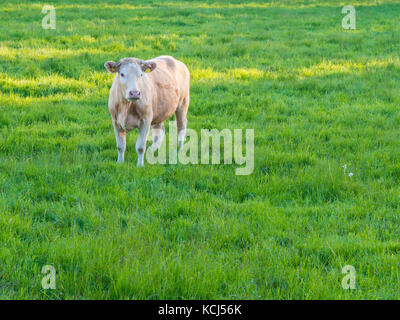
0, 0, 400, 299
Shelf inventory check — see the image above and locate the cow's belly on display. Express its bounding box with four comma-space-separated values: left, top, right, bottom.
152, 87, 180, 124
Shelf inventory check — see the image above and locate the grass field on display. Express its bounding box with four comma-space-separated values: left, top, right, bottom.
1, 0, 400, 299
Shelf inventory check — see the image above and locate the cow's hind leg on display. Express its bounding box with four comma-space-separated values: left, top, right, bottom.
150, 123, 165, 150
175, 96, 189, 149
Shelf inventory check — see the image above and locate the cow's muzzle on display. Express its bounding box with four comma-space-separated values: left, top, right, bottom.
127, 90, 141, 101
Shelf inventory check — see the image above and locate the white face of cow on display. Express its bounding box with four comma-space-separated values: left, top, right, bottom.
104, 59, 157, 102
119, 63, 143, 102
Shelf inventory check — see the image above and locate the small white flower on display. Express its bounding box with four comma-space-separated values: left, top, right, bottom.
343, 164, 347, 169
348, 172, 353, 177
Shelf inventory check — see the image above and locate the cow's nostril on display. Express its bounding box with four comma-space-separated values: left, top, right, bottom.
129, 90, 140, 97
128, 90, 141, 99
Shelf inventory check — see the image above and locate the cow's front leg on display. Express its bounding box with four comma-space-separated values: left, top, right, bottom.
136, 119, 151, 167
113, 121, 126, 163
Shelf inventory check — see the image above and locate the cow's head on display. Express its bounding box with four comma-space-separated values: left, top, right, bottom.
104, 58, 157, 102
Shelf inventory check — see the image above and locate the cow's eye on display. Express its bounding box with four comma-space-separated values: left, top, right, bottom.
120, 73, 124, 77
140, 73, 143, 77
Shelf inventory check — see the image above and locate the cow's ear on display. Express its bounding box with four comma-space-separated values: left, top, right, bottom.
104, 61, 120, 73
140, 61, 157, 73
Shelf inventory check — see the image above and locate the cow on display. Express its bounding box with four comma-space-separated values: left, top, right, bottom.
104, 55, 190, 166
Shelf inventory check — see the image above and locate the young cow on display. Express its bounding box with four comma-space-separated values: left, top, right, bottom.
104, 55, 190, 166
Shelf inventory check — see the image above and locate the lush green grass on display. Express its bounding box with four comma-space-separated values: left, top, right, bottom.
1, 0, 400, 299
